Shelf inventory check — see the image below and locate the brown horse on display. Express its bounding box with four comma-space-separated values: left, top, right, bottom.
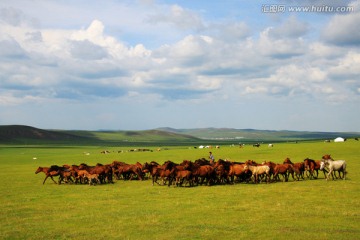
322, 154, 333, 160
35, 165, 70, 184
83, 172, 101, 185
303, 158, 318, 179
110, 162, 143, 181
304, 158, 327, 179
174, 169, 193, 187
283, 158, 305, 181
194, 158, 211, 166
183, 160, 216, 185
35, 167, 59, 184
142, 162, 161, 185
272, 163, 295, 182
229, 163, 251, 183
213, 159, 232, 184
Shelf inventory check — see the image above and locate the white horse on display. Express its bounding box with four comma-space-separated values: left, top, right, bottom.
320, 159, 347, 180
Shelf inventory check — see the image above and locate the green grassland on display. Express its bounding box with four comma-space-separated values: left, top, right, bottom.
0, 141, 359, 239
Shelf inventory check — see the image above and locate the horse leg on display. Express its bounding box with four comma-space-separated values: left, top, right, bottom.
272, 173, 277, 182
290, 171, 296, 181
254, 174, 258, 184
314, 169, 318, 179
327, 169, 333, 181
43, 175, 49, 184
58, 177, 62, 185
152, 175, 155, 186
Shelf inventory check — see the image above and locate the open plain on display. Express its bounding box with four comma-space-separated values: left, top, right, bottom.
1, 140, 359, 239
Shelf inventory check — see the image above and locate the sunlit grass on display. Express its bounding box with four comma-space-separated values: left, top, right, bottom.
0, 141, 359, 239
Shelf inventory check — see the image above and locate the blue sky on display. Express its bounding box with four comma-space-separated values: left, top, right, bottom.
0, 0, 359, 131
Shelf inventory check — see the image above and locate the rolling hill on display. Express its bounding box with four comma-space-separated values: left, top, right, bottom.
0, 125, 358, 145
156, 127, 359, 142
0, 125, 88, 144
0, 125, 200, 145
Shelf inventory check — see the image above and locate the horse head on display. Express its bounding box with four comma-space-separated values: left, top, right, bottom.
322, 154, 333, 161
283, 158, 292, 164
35, 167, 43, 174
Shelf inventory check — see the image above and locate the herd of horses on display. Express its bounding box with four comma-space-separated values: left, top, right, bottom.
35, 154, 347, 186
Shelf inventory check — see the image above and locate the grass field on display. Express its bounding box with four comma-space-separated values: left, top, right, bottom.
0, 141, 359, 239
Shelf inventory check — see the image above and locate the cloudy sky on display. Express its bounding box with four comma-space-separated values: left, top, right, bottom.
0, 0, 359, 131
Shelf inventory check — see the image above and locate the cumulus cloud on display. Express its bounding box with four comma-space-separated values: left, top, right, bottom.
322, 1, 360, 46
69, 40, 108, 60
257, 28, 306, 59
0, 7, 37, 27
0, 2, 359, 109
329, 51, 360, 79
0, 38, 27, 59
146, 4, 204, 31
267, 16, 308, 39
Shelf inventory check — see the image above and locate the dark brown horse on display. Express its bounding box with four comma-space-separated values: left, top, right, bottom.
272, 163, 295, 182
213, 159, 232, 184
303, 158, 318, 179
183, 160, 216, 185
110, 162, 142, 181
283, 158, 305, 181
304, 158, 327, 179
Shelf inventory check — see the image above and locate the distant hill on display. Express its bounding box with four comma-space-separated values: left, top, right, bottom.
0, 125, 358, 145
156, 127, 360, 142
0, 125, 88, 144
0, 125, 200, 145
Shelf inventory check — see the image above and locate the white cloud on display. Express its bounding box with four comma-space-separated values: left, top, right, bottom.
146, 4, 204, 31
329, 51, 360, 78
258, 28, 306, 58
0, 1, 359, 131
322, 1, 360, 46
267, 16, 308, 39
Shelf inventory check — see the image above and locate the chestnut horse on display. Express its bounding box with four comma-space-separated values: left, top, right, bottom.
183, 160, 216, 186
35, 165, 70, 184
272, 163, 295, 182
304, 158, 327, 179
229, 163, 251, 183
35, 166, 59, 184
283, 158, 305, 181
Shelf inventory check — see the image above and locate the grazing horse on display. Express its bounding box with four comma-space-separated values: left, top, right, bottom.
243, 164, 270, 184
320, 159, 347, 180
